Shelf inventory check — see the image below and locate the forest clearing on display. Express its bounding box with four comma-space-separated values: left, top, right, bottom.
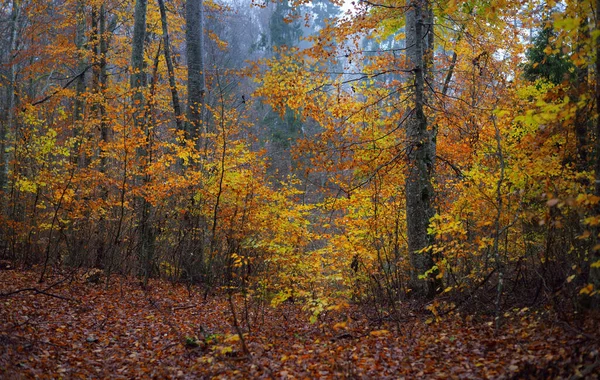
2, 0, 600, 377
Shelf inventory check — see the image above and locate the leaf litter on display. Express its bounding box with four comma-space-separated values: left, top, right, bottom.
1, 269, 599, 379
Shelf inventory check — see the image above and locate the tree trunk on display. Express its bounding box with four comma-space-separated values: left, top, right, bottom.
74, 0, 87, 167
405, 0, 437, 299
131, 0, 148, 123
0, 0, 20, 196
99, 3, 109, 169
92, 3, 110, 269
574, 14, 590, 172
186, 0, 206, 143
158, 0, 183, 132
130, 0, 155, 287
74, 0, 86, 123
591, 0, 600, 308
91, 3, 110, 144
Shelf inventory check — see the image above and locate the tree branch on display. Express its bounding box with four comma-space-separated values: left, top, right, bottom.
358, 0, 408, 9
28, 65, 92, 107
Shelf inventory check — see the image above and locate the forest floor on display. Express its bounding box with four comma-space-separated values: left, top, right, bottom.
1, 267, 600, 379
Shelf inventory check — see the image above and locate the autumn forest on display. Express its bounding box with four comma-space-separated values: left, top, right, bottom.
1, 0, 600, 377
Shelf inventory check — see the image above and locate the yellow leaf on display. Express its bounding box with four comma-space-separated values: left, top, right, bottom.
579, 284, 594, 295
578, 230, 591, 240
224, 334, 240, 343
583, 216, 600, 226
567, 275, 575, 283
543, 45, 552, 55
591, 260, 600, 269
333, 322, 347, 330
370, 330, 390, 337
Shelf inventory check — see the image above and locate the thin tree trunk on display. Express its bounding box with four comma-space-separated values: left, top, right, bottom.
75, 0, 88, 168
591, 0, 600, 308
492, 118, 505, 328
158, 0, 183, 132
99, 3, 109, 165
0, 0, 20, 260
405, 0, 437, 299
574, 15, 590, 172
130, 0, 154, 287
1, 0, 20, 196
94, 2, 109, 269
67, 0, 90, 268
131, 0, 148, 122
74, 0, 87, 125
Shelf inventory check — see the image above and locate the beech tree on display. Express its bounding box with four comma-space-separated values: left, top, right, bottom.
186, 0, 207, 141
404, 0, 436, 298
130, 0, 156, 286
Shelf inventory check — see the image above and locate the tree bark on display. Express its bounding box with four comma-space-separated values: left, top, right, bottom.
186, 0, 206, 143
591, 0, 600, 308
74, 0, 86, 123
0, 0, 20, 195
92, 2, 110, 269
405, 0, 437, 299
574, 14, 590, 172
74, 0, 87, 167
99, 3, 109, 167
158, 0, 183, 132
131, 0, 148, 123
130, 0, 155, 286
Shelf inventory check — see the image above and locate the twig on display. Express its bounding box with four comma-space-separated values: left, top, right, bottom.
227, 292, 250, 357
330, 332, 368, 341
173, 304, 197, 311
0, 287, 75, 302
12, 316, 32, 329
436, 154, 464, 178
162, 342, 179, 351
